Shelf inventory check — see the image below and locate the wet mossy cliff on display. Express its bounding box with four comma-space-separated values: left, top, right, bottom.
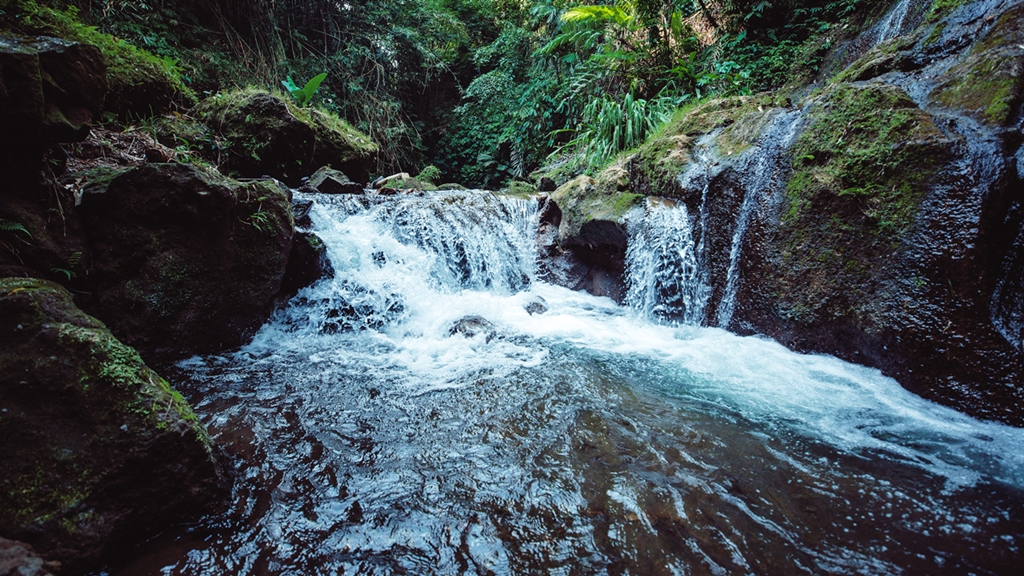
543, 0, 1024, 425
0, 27, 365, 569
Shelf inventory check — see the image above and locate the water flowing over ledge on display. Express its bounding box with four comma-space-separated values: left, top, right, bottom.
125, 191, 1024, 575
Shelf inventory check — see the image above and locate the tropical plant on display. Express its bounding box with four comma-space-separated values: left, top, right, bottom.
0, 218, 31, 238
281, 73, 328, 107
562, 91, 676, 168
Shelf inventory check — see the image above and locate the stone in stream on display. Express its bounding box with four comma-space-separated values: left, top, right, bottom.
449, 315, 497, 342
301, 166, 364, 195
524, 295, 548, 316
0, 278, 227, 571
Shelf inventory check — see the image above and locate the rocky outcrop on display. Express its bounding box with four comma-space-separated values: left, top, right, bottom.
0, 278, 226, 570
538, 0, 1024, 424
538, 173, 643, 301
0, 35, 107, 150
169, 89, 378, 186
278, 231, 334, 303
77, 163, 294, 365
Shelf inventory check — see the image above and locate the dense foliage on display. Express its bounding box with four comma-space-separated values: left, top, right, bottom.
2, 0, 890, 185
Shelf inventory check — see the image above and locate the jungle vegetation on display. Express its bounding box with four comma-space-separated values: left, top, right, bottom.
2, 0, 890, 187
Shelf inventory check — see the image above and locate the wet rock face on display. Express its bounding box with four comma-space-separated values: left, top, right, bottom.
929, 1, 1024, 126
727, 83, 1024, 424
0, 278, 226, 570
77, 163, 294, 365
278, 231, 334, 304
0, 35, 107, 149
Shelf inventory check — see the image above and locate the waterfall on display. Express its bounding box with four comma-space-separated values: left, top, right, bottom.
875, 0, 913, 45
716, 109, 804, 328
278, 191, 538, 338
623, 110, 803, 328
142, 188, 1024, 576
624, 199, 708, 325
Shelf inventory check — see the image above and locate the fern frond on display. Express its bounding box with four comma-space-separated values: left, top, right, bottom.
0, 219, 31, 238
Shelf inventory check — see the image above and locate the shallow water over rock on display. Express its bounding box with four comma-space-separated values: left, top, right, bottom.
106, 192, 1024, 575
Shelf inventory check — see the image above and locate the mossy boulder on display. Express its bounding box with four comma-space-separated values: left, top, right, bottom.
0, 1, 192, 119
929, 2, 1024, 125
183, 89, 378, 186
630, 95, 785, 198
77, 163, 294, 365
0, 278, 226, 569
550, 172, 642, 241
0, 34, 106, 148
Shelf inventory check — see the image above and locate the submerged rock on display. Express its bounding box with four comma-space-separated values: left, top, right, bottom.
77, 163, 294, 365
0, 278, 226, 570
524, 295, 548, 315
449, 315, 497, 342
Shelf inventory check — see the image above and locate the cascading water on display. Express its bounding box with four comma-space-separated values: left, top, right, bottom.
715, 109, 804, 328
624, 198, 707, 325
115, 189, 1024, 575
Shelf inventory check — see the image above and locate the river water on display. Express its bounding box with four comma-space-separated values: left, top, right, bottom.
116, 191, 1023, 575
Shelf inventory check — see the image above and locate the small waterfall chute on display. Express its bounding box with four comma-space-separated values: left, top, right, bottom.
624, 198, 710, 325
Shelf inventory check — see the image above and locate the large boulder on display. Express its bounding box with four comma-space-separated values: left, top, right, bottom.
77, 163, 294, 365
0, 35, 106, 150
182, 89, 378, 186
538, 172, 641, 301
0, 278, 226, 569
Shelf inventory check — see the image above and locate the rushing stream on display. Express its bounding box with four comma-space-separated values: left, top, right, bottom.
112, 190, 1024, 575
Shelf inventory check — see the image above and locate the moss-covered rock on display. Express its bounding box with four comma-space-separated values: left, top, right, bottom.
929, 2, 1024, 126
630, 95, 785, 198
763, 82, 953, 326
0, 34, 106, 147
77, 163, 294, 365
182, 89, 378, 186
0, 278, 225, 569
0, 1, 193, 118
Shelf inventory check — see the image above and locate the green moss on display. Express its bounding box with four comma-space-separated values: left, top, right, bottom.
506, 180, 538, 197
0, 278, 214, 540
294, 105, 379, 160
634, 95, 783, 196
930, 4, 1024, 126
924, 0, 970, 23
382, 176, 439, 191
776, 83, 953, 321
931, 57, 1022, 125
609, 192, 644, 217
1, 0, 194, 115
924, 22, 946, 47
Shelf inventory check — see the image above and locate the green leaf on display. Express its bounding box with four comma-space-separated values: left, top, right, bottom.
301, 73, 329, 106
